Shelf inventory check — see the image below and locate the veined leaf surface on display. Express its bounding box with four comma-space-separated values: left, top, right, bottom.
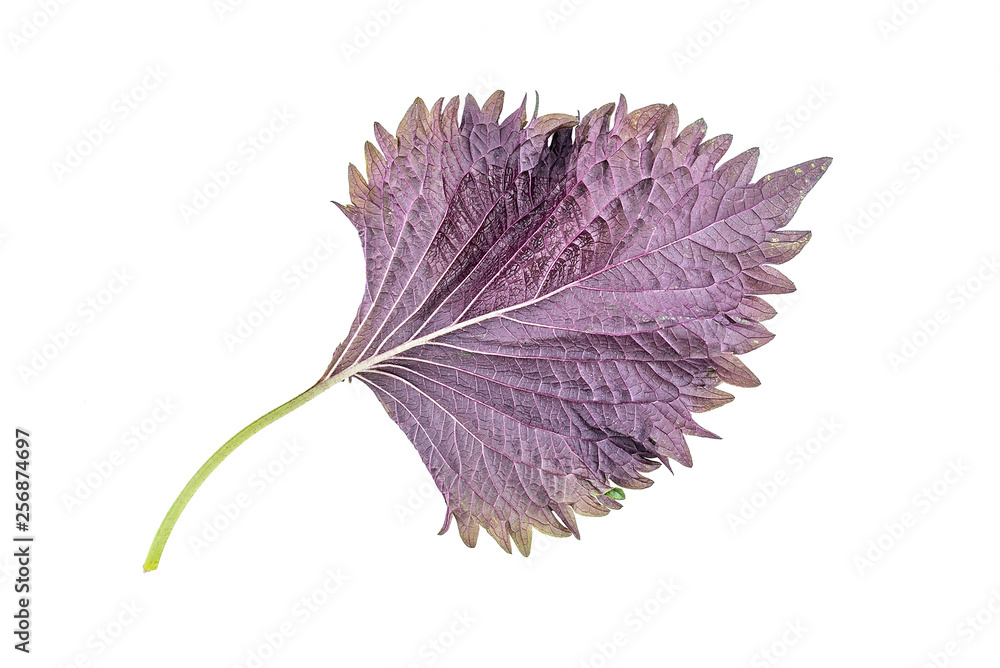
321, 91, 830, 555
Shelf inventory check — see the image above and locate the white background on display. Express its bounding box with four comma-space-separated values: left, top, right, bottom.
3, 0, 999, 666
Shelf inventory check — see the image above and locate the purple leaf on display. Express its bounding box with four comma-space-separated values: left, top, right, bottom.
324, 91, 830, 555
144, 90, 830, 571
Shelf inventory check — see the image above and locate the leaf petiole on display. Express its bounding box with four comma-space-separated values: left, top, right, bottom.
142, 379, 334, 572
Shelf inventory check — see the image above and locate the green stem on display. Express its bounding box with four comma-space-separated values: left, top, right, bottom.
143, 379, 334, 572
